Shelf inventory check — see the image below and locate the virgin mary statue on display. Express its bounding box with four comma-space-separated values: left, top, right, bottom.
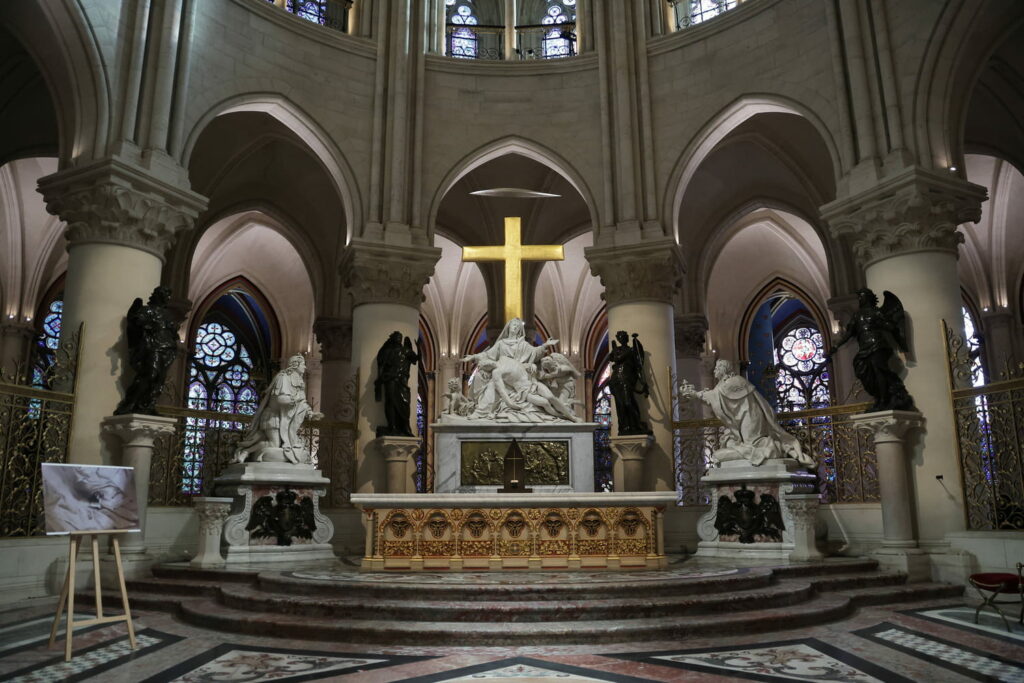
456, 318, 579, 423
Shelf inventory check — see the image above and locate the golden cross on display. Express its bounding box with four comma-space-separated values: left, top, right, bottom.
462, 217, 564, 323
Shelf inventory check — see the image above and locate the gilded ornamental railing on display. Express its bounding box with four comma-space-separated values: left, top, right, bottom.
672, 401, 877, 507
944, 319, 1024, 531
0, 326, 80, 537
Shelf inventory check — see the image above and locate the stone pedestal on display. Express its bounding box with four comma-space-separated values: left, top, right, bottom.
433, 422, 597, 493
374, 435, 421, 493
695, 459, 821, 560
99, 413, 177, 581
610, 434, 653, 491
850, 409, 930, 580
214, 462, 336, 564
190, 497, 233, 567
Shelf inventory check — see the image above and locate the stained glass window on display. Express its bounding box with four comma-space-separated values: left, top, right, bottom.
962, 306, 985, 387
31, 299, 63, 390
593, 361, 613, 491
183, 286, 276, 495
447, 3, 480, 58
539, 1, 576, 58
774, 325, 830, 412
266, 0, 349, 33
672, 0, 739, 29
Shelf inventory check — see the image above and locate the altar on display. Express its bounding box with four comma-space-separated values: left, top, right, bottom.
351, 492, 676, 571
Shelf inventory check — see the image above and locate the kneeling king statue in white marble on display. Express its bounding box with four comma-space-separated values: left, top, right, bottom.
680, 359, 813, 467
442, 318, 580, 423
234, 354, 323, 464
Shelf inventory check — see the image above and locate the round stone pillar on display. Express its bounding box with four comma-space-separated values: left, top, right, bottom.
675, 314, 708, 420
825, 169, 986, 545
38, 161, 205, 465
0, 322, 35, 379
313, 317, 353, 420
587, 240, 683, 491
341, 241, 440, 493
101, 413, 178, 556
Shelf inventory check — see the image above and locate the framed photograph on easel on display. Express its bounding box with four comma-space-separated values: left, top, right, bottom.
41, 463, 140, 661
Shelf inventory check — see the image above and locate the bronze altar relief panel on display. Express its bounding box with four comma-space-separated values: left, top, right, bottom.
460, 440, 569, 486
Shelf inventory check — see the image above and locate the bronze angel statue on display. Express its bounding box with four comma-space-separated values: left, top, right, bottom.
608, 330, 651, 435
828, 288, 916, 412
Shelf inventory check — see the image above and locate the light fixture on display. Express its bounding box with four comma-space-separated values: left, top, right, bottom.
949, 166, 958, 172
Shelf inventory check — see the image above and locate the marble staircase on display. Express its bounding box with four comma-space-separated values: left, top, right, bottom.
85, 558, 962, 645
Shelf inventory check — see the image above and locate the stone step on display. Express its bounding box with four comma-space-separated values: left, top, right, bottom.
150, 565, 260, 583
213, 580, 816, 622
768, 558, 879, 577
803, 570, 908, 592
254, 567, 778, 602
174, 593, 854, 645
127, 576, 226, 597
839, 582, 964, 607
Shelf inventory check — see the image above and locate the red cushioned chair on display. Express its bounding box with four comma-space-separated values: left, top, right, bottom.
969, 562, 1023, 632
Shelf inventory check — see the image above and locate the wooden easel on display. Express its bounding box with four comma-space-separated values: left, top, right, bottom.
48, 529, 137, 662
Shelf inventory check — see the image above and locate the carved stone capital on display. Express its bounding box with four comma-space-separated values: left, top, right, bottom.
339, 240, 441, 308
314, 317, 352, 362
849, 409, 925, 445
585, 240, 684, 305
823, 168, 985, 267
101, 413, 178, 448
38, 158, 207, 261
0, 321, 36, 341
192, 497, 233, 536
675, 314, 708, 359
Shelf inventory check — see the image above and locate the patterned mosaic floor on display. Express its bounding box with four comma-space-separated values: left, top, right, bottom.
0, 595, 1021, 682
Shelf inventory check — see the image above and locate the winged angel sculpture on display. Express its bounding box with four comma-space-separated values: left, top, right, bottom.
828, 288, 916, 412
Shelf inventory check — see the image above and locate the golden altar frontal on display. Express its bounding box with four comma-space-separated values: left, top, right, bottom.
350, 492, 677, 571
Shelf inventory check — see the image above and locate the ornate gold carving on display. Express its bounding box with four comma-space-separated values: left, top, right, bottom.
580, 512, 603, 537
427, 512, 449, 538
389, 512, 411, 538
503, 511, 526, 538
543, 512, 564, 537
465, 513, 488, 538
618, 509, 642, 536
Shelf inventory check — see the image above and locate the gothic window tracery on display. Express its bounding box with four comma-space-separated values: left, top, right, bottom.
670, 0, 739, 29
592, 338, 613, 492
183, 284, 277, 494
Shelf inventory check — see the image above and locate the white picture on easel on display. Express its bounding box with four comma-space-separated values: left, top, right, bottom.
41, 463, 140, 534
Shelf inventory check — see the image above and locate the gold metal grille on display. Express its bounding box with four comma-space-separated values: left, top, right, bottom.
0, 326, 80, 537
672, 402, 877, 506
944, 319, 1024, 530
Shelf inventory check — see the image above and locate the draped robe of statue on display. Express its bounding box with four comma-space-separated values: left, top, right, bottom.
234, 356, 316, 464
696, 368, 813, 467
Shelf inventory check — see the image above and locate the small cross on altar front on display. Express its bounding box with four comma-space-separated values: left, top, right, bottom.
461, 217, 563, 323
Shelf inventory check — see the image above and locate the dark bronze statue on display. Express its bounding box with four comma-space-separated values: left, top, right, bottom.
714, 486, 784, 543
374, 331, 419, 437
828, 288, 916, 412
608, 330, 651, 435
114, 286, 178, 415
246, 489, 316, 546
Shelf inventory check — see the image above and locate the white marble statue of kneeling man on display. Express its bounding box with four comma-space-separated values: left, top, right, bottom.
680, 359, 813, 467
233, 354, 323, 465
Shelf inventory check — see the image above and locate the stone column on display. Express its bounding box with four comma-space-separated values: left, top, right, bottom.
376, 435, 421, 493
824, 169, 985, 546
610, 434, 653, 491
0, 321, 35, 379
675, 314, 707, 420
826, 294, 860, 403
850, 410, 929, 579
313, 317, 353, 420
340, 240, 439, 493
38, 160, 205, 465
190, 497, 232, 568
587, 240, 682, 491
